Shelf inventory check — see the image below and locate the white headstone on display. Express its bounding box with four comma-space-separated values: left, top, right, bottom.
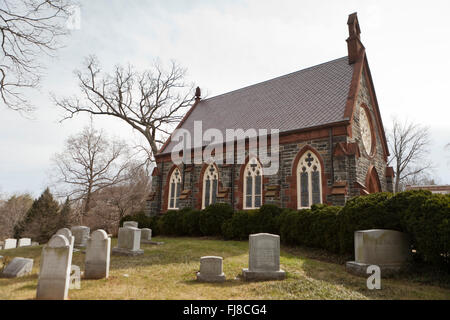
4, 239, 17, 250
36, 234, 73, 300
242, 233, 285, 281
18, 238, 31, 247
85, 229, 111, 279
112, 227, 143, 256
140, 228, 152, 243
346, 229, 412, 276
1, 257, 33, 278
123, 221, 138, 228
197, 256, 226, 282
70, 226, 90, 248
56, 228, 74, 250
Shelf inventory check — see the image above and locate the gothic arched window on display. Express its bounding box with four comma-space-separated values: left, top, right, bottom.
243, 158, 263, 209
297, 151, 322, 209
202, 163, 219, 209
168, 167, 182, 210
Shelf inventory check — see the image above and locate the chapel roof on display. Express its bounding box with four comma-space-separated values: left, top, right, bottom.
160, 56, 355, 154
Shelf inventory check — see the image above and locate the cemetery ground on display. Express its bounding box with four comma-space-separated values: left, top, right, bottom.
0, 237, 449, 300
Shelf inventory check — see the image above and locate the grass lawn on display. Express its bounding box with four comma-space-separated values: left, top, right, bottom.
1, 236, 449, 300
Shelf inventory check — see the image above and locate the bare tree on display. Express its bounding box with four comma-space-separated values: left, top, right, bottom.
0, 0, 74, 112
51, 123, 135, 217
53, 55, 195, 165
84, 166, 151, 234
387, 117, 433, 193
0, 193, 33, 239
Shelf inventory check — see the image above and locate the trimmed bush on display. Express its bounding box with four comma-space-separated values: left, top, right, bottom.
199, 203, 233, 236
399, 192, 450, 269
182, 208, 203, 236
338, 192, 397, 254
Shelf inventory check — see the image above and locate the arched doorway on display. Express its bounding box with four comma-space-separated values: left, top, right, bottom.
365, 165, 382, 193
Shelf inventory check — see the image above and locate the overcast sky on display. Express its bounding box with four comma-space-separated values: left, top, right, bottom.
1, 0, 449, 197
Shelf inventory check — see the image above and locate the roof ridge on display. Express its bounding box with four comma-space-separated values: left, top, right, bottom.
200, 56, 349, 102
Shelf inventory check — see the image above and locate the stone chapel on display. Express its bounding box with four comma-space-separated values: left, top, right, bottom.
146, 12, 394, 215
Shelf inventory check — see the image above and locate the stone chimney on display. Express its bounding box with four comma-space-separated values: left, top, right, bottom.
346, 12, 365, 64
195, 86, 201, 101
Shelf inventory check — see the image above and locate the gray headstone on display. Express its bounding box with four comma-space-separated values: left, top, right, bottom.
85, 229, 111, 279
123, 221, 138, 228
140, 228, 152, 243
197, 256, 226, 282
1, 257, 33, 278
71, 226, 90, 248
4, 239, 17, 250
18, 238, 31, 247
346, 229, 412, 276
36, 234, 73, 300
242, 233, 285, 281
112, 227, 143, 256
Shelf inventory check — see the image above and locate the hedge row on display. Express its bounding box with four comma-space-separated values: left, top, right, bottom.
121, 190, 450, 271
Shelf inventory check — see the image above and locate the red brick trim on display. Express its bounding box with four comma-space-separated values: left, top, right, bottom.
287, 145, 328, 209
343, 48, 366, 138
365, 165, 382, 193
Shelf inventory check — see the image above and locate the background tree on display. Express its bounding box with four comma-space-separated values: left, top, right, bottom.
0, 0, 74, 112
53, 56, 195, 165
387, 117, 433, 193
14, 188, 63, 242
83, 166, 151, 233
0, 193, 33, 239
51, 123, 135, 218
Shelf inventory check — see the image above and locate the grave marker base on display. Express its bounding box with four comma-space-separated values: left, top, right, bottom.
242, 268, 285, 281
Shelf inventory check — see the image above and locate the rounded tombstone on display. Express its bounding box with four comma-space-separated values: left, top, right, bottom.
91, 229, 108, 241
48, 235, 69, 248
56, 228, 72, 239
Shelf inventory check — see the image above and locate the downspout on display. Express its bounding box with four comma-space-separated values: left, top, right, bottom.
158, 161, 164, 214
329, 128, 334, 184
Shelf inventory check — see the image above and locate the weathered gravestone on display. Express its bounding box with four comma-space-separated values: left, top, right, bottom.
112, 227, 143, 256
4, 239, 17, 250
1, 257, 33, 278
18, 238, 31, 247
123, 221, 138, 228
346, 229, 412, 277
140, 228, 163, 245
197, 256, 226, 282
85, 229, 110, 279
71, 226, 90, 248
31, 242, 39, 246
36, 235, 73, 300
56, 228, 75, 251
242, 233, 285, 281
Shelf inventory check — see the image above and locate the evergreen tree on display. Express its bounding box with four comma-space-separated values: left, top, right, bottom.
14, 188, 62, 242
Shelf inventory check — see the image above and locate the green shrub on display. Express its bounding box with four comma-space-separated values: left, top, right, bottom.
199, 203, 233, 236
222, 210, 256, 240
338, 192, 397, 254
158, 210, 185, 235
400, 192, 450, 269
181, 208, 202, 236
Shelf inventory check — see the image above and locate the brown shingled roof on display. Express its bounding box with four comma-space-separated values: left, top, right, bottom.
161, 56, 354, 154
